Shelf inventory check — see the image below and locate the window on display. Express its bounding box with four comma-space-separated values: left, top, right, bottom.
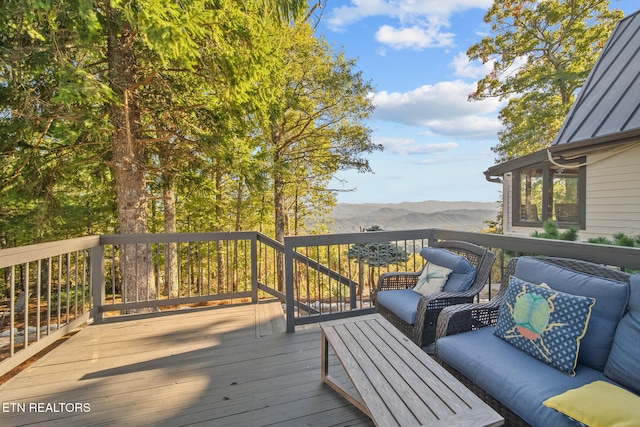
513, 163, 585, 229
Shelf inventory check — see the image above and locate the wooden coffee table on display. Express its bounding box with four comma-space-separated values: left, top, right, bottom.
320, 313, 504, 427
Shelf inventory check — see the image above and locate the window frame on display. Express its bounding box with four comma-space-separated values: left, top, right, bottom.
512, 160, 586, 229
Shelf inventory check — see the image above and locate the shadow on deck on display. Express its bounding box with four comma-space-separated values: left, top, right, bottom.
0, 301, 373, 426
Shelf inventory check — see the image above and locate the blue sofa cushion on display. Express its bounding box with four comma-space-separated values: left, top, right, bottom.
376, 289, 422, 325
436, 327, 614, 427
419, 247, 477, 292
514, 257, 629, 371
604, 274, 640, 395
494, 276, 595, 376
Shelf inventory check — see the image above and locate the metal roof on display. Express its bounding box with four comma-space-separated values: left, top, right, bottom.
553, 9, 640, 148
485, 9, 640, 180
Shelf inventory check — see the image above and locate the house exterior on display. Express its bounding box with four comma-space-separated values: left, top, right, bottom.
484, 9, 640, 241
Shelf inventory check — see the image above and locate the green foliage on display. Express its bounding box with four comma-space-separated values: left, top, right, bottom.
587, 233, 640, 247
0, 1, 379, 248
253, 21, 380, 241
587, 233, 640, 273
531, 220, 579, 241
469, 0, 623, 162
347, 226, 410, 267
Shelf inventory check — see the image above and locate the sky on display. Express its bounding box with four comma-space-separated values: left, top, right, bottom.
314, 0, 639, 204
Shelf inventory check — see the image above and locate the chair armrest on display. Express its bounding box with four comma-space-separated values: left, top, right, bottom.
435, 299, 503, 341
371, 272, 420, 304
376, 272, 421, 292
372, 272, 421, 304
417, 292, 474, 316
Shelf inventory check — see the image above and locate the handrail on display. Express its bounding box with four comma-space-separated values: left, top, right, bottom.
0, 236, 101, 269
429, 229, 640, 271
1, 228, 639, 375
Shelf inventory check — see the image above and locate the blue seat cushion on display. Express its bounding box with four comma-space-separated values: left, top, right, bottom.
419, 247, 477, 292
514, 257, 629, 371
437, 327, 615, 427
376, 289, 422, 325
605, 274, 640, 394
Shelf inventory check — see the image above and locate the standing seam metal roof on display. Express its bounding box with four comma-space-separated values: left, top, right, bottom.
553, 9, 640, 147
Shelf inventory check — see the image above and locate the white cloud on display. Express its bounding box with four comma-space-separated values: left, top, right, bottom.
326, 0, 492, 51
451, 52, 493, 79
375, 24, 454, 50
378, 137, 458, 155
425, 116, 503, 138
326, 0, 493, 30
372, 80, 504, 139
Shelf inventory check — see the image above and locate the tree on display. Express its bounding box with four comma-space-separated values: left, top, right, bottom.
1, 0, 308, 308
255, 22, 380, 244
531, 220, 578, 240
468, 0, 623, 162
348, 226, 409, 294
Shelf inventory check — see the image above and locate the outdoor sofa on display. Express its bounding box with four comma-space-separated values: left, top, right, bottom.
435, 256, 640, 426
374, 240, 495, 348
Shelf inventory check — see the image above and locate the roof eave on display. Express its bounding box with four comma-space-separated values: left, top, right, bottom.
484, 149, 549, 182
549, 128, 640, 157
484, 127, 640, 183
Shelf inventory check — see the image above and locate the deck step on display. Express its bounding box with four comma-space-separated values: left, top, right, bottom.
256, 299, 286, 338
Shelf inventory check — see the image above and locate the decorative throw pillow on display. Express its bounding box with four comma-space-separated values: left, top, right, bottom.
543, 380, 640, 427
412, 262, 452, 296
494, 276, 595, 376
419, 247, 477, 292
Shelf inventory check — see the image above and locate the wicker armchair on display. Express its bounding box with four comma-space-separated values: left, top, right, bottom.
374, 240, 496, 348
434, 256, 633, 427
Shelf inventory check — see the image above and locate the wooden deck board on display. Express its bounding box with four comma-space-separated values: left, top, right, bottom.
0, 301, 373, 427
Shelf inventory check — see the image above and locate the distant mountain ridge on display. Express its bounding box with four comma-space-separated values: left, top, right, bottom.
328, 200, 499, 233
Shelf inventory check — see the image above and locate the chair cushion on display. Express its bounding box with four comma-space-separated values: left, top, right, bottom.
494, 276, 595, 376
436, 327, 611, 427
514, 257, 629, 371
419, 247, 477, 292
413, 262, 452, 295
543, 380, 640, 427
376, 289, 422, 325
604, 274, 640, 394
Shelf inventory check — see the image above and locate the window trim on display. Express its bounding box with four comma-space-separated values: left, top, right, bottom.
512, 161, 586, 229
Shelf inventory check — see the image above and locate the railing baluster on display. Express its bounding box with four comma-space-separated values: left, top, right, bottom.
57, 254, 62, 328
9, 265, 15, 357
36, 259, 41, 342
47, 257, 52, 335
24, 262, 29, 349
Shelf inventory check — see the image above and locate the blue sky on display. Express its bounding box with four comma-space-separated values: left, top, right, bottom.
315, 0, 639, 204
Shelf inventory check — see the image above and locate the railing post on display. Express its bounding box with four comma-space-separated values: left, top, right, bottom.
90, 245, 105, 322
284, 237, 295, 333
251, 234, 258, 304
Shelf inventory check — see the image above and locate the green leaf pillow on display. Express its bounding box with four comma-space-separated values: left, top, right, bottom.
494, 276, 595, 376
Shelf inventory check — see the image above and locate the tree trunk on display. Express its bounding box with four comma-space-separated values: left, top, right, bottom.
163, 181, 179, 298
274, 175, 287, 244
107, 15, 156, 311
214, 167, 225, 292
274, 171, 287, 292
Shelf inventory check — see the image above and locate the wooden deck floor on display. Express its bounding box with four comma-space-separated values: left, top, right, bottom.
0, 301, 373, 426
